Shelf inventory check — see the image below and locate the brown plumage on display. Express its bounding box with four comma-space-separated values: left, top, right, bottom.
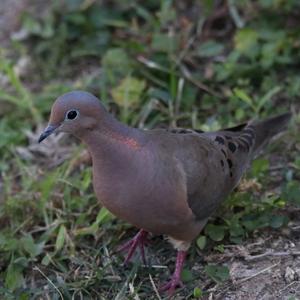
39, 91, 291, 294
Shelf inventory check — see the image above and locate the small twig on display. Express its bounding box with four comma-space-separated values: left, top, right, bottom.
245, 250, 300, 261
103, 246, 116, 276
149, 265, 168, 269
268, 165, 285, 171
176, 19, 205, 64
291, 225, 300, 231
228, 0, 245, 28
33, 266, 64, 300
149, 274, 162, 300
175, 77, 184, 117
235, 262, 280, 284
129, 282, 140, 300
28, 220, 62, 235
278, 281, 299, 294
180, 64, 223, 99
246, 237, 270, 248
137, 55, 223, 99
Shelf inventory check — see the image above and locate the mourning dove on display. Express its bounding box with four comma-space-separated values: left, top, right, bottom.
39, 91, 291, 294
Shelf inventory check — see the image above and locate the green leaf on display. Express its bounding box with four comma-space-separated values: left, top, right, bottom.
65, 0, 86, 11
95, 207, 114, 225
66, 13, 86, 25
181, 269, 194, 282
269, 215, 288, 229
112, 76, 146, 108
38, 169, 60, 203
74, 223, 99, 236
205, 264, 230, 283
17, 292, 30, 300
204, 224, 225, 241
242, 213, 269, 231
22, 15, 43, 36
151, 33, 178, 53
251, 158, 269, 177
41, 253, 51, 266
230, 236, 244, 244
14, 257, 28, 268
214, 244, 225, 253
55, 225, 67, 252
74, 207, 115, 236
294, 157, 300, 169
102, 48, 132, 85
234, 28, 259, 58
233, 88, 254, 107
157, 0, 176, 25
197, 40, 224, 57
5, 263, 24, 291
21, 235, 44, 258
0, 233, 13, 251
257, 86, 281, 112
193, 287, 203, 298
147, 87, 172, 104
282, 181, 300, 205
228, 221, 245, 238
196, 235, 207, 250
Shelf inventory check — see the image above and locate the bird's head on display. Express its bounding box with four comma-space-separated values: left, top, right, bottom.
38, 91, 104, 143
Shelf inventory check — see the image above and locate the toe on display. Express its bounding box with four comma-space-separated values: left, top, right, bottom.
159, 278, 183, 294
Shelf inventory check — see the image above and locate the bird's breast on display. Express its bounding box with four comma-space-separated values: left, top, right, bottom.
91, 154, 197, 238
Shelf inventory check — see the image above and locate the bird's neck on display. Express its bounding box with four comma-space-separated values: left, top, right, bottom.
81, 113, 146, 164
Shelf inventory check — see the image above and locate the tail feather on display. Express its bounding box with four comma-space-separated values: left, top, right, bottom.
250, 112, 292, 156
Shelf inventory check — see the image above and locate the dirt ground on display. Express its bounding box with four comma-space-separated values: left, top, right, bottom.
207, 224, 300, 300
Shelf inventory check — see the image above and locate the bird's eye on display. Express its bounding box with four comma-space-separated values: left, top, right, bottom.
66, 110, 78, 120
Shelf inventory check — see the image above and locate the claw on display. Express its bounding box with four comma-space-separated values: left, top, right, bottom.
139, 242, 147, 265
159, 278, 184, 295
117, 239, 133, 253
116, 229, 149, 265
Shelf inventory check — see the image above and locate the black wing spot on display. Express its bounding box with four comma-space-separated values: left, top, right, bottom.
230, 171, 233, 177
179, 129, 189, 134
194, 129, 204, 134
227, 158, 233, 169
220, 160, 224, 167
221, 149, 227, 157
224, 135, 232, 140
228, 142, 237, 153
215, 136, 225, 144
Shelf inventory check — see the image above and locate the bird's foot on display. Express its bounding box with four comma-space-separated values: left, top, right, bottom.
159, 250, 187, 296
159, 276, 184, 295
117, 229, 150, 265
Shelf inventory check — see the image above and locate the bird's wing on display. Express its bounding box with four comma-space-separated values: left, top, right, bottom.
150, 113, 290, 221
145, 125, 254, 221
181, 125, 255, 220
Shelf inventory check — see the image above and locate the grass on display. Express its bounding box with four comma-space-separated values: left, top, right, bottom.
0, 0, 300, 299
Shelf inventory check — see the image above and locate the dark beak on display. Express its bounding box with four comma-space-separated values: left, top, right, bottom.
38, 125, 58, 143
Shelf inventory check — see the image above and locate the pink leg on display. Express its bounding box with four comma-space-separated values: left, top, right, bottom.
159, 250, 187, 295
117, 229, 149, 265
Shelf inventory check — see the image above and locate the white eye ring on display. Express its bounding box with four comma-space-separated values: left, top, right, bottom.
65, 109, 79, 121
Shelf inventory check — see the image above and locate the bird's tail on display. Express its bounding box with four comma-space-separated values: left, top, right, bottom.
250, 112, 292, 157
